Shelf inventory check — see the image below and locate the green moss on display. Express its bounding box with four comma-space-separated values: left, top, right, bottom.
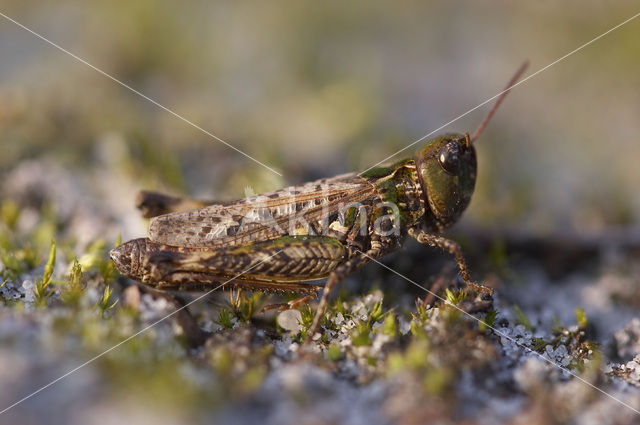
387, 352, 405, 373
296, 305, 315, 342
575, 306, 588, 329
410, 320, 427, 339
34, 240, 57, 307
445, 288, 468, 305
31, 203, 58, 252
240, 366, 266, 393
0, 250, 25, 281
60, 260, 85, 307
405, 341, 430, 369
216, 308, 235, 330
351, 320, 372, 346
73, 238, 121, 284
478, 310, 497, 332
0, 279, 6, 304
413, 301, 430, 323
77, 240, 108, 272
512, 304, 532, 331
21, 245, 40, 270
382, 312, 397, 336
531, 337, 548, 352
424, 367, 454, 396
369, 300, 384, 324
228, 290, 263, 323
211, 347, 234, 374
96, 285, 119, 316
0, 199, 20, 231
327, 343, 342, 361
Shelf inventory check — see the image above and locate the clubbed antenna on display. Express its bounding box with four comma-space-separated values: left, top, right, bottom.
471, 61, 529, 143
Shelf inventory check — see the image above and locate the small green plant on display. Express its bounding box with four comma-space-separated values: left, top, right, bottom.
410, 301, 431, 339
351, 320, 372, 346
31, 203, 58, 251
0, 251, 21, 281
34, 240, 57, 307
369, 299, 384, 324
0, 199, 20, 231
531, 337, 548, 352
424, 367, 454, 396
0, 245, 40, 281
77, 240, 106, 272
0, 279, 6, 303
216, 308, 235, 330
71, 236, 122, 284
296, 305, 315, 342
102, 234, 122, 283
575, 306, 588, 329
61, 260, 85, 307
382, 312, 397, 337
512, 304, 532, 331
96, 285, 119, 316
409, 320, 427, 339
445, 288, 468, 305
20, 245, 40, 270
228, 290, 263, 323
413, 299, 430, 322
327, 343, 342, 361
319, 297, 344, 333
478, 310, 497, 332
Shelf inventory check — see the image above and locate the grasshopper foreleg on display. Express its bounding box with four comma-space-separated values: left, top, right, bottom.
408, 227, 492, 295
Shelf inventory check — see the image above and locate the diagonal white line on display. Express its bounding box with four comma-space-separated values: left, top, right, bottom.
359, 11, 640, 175
0, 249, 283, 416
357, 249, 640, 416
0, 11, 283, 177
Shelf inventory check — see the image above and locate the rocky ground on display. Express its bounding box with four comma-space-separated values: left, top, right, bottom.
1, 158, 639, 425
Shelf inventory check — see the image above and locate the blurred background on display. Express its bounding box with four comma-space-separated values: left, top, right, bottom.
1, 1, 639, 240
1, 1, 639, 424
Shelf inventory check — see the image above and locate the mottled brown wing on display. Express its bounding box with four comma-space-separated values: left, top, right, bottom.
148, 236, 346, 282
148, 173, 376, 248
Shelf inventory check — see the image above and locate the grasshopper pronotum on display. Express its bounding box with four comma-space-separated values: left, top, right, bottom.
111, 64, 527, 342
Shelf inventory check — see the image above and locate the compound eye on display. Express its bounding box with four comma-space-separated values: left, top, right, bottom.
438, 141, 461, 175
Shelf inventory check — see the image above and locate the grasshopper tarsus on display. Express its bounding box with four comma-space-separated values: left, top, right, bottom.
409, 227, 494, 296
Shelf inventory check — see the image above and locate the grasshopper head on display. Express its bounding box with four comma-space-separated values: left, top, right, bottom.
414, 133, 477, 229
110, 238, 146, 280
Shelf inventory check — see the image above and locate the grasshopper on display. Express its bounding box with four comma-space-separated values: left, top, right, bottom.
110, 64, 527, 342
